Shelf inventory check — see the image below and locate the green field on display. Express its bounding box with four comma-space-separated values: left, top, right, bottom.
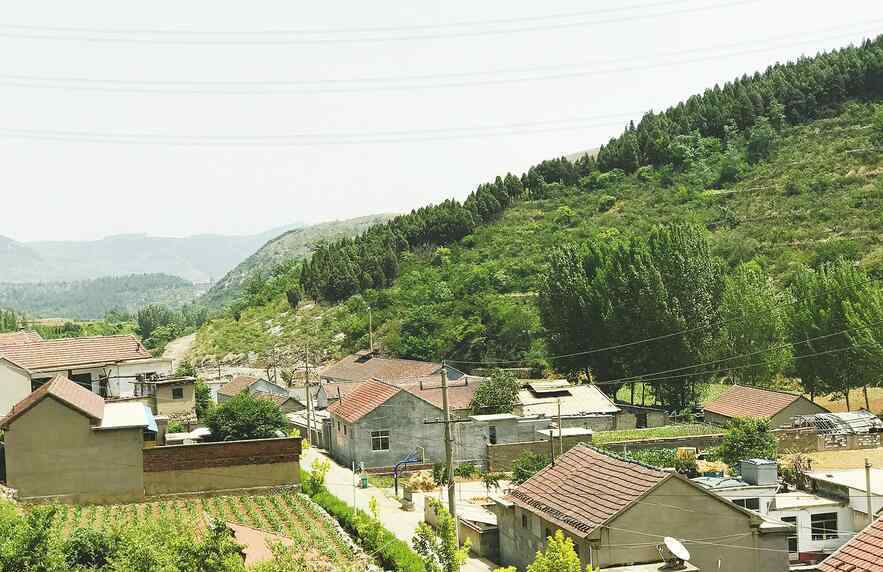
593, 424, 722, 445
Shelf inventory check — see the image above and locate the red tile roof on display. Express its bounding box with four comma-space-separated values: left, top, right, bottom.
327, 380, 401, 423
703, 385, 811, 420
1, 374, 105, 429
398, 376, 481, 411
0, 335, 154, 371
218, 375, 260, 397
0, 331, 44, 345
321, 382, 365, 400
507, 445, 669, 537
820, 512, 883, 572
320, 353, 442, 383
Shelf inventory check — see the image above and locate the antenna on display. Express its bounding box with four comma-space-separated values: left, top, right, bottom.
656, 537, 690, 570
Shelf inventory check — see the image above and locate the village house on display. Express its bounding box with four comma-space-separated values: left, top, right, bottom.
129, 376, 198, 426
287, 384, 322, 411
703, 384, 829, 427
1, 375, 157, 503
255, 392, 302, 414
0, 333, 172, 415
693, 459, 781, 515
818, 510, 883, 572
514, 380, 623, 432
319, 350, 465, 384
491, 444, 792, 572
217, 374, 288, 403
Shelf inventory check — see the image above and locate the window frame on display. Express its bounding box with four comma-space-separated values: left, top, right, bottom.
733, 497, 761, 511
371, 430, 390, 452
171, 387, 185, 400
488, 425, 497, 445
811, 512, 839, 541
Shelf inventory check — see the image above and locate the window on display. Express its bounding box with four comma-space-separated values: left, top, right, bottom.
521, 514, 528, 528
344, 426, 347, 436
811, 512, 838, 541
371, 430, 390, 451
781, 517, 798, 554
545, 527, 552, 541
733, 497, 761, 511
489, 426, 497, 445
172, 387, 184, 400
635, 412, 648, 429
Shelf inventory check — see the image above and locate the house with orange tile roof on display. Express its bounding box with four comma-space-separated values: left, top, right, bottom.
819, 510, 883, 572
319, 350, 465, 384
703, 385, 829, 427
0, 333, 172, 415
1, 375, 157, 503
491, 444, 792, 572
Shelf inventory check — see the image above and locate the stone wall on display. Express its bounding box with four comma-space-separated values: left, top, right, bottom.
488, 435, 590, 472
143, 437, 301, 495
774, 427, 882, 453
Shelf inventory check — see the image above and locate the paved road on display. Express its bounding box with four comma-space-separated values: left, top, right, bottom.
162, 333, 196, 371
302, 448, 499, 572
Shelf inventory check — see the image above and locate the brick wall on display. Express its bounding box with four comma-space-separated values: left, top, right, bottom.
143, 437, 301, 472
488, 435, 590, 472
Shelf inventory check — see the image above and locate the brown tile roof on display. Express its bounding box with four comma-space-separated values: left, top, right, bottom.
321, 382, 366, 400
819, 512, 883, 572
320, 353, 442, 383
507, 445, 669, 538
703, 385, 813, 420
218, 375, 260, 397
0, 335, 153, 371
327, 379, 401, 423
398, 376, 482, 412
1, 374, 105, 429
254, 392, 291, 406
0, 331, 44, 345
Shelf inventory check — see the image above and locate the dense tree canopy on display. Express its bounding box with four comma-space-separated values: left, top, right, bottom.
205, 392, 288, 442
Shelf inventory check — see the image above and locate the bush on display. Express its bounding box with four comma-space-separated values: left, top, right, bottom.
167, 420, 185, 433
719, 418, 777, 469
205, 391, 288, 442
432, 463, 448, 485
64, 527, 117, 569
454, 463, 479, 480
598, 194, 617, 212
553, 206, 577, 227
784, 180, 804, 196
511, 451, 550, 485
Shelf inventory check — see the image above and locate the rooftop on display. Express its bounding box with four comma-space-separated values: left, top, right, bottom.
0, 330, 44, 345
506, 444, 669, 538
692, 476, 760, 490
819, 511, 883, 572
517, 383, 620, 417
807, 469, 883, 495
319, 352, 444, 383
793, 410, 883, 435
217, 375, 262, 397
327, 379, 401, 423
98, 402, 156, 431
536, 427, 595, 437
398, 376, 482, 411
319, 381, 365, 400
772, 491, 842, 511
703, 385, 817, 420
0, 335, 155, 371
1, 374, 104, 428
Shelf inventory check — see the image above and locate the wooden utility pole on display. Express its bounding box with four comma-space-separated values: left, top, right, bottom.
305, 345, 313, 444
557, 398, 564, 457
866, 458, 874, 525
440, 363, 457, 535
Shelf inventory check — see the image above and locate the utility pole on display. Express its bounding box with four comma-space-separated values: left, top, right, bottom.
557, 398, 564, 457
866, 458, 874, 525
368, 306, 374, 353
305, 344, 312, 445
440, 362, 457, 536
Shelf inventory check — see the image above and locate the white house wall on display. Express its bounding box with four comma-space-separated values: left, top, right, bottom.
769, 505, 854, 555
0, 360, 31, 416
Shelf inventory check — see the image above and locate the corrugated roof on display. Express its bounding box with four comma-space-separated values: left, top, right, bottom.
703, 385, 808, 420
820, 512, 883, 572
507, 445, 668, 537
327, 379, 401, 423
218, 375, 260, 397
319, 353, 442, 383
0, 331, 44, 345
0, 335, 154, 371
1, 374, 105, 429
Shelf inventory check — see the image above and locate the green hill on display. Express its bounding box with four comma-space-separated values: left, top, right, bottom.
201, 213, 397, 309
193, 36, 883, 372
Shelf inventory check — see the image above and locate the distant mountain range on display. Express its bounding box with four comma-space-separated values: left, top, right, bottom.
202, 213, 397, 308
0, 224, 303, 284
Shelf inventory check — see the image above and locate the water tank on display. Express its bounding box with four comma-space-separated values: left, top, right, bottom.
740, 459, 778, 486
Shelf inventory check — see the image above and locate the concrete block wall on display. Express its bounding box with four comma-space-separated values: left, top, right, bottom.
488, 435, 590, 471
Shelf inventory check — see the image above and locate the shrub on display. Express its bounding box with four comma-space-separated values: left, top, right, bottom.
205, 391, 288, 442
719, 418, 777, 469
808, 174, 834, 193
454, 463, 479, 480
597, 194, 616, 212
64, 527, 117, 569
511, 452, 550, 485
432, 463, 448, 485
784, 180, 804, 196
167, 420, 185, 433
304, 458, 331, 497
553, 206, 577, 227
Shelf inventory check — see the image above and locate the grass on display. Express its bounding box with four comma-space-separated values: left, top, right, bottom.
47, 492, 356, 568
593, 424, 723, 445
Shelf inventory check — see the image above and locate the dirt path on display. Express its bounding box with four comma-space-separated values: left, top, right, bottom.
163, 333, 196, 371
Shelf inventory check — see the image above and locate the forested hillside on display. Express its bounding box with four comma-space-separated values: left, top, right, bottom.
195, 36, 883, 408
202, 213, 396, 309
0, 274, 201, 319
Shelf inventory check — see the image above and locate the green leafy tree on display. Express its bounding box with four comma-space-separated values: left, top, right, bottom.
205, 391, 288, 442
195, 380, 212, 420
63, 527, 117, 569
511, 452, 550, 485
527, 529, 597, 572
413, 499, 471, 572
135, 304, 176, 343
0, 505, 64, 572
720, 262, 792, 386
746, 116, 776, 163
718, 418, 777, 468
470, 369, 521, 414
873, 106, 883, 147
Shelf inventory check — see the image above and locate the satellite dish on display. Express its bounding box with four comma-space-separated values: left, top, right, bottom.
664, 537, 691, 562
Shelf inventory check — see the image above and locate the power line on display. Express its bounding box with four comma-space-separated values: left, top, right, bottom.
0, 22, 876, 94
0, 0, 760, 45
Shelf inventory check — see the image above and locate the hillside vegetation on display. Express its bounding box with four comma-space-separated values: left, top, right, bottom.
196, 37, 883, 407
202, 213, 396, 309
0, 274, 201, 320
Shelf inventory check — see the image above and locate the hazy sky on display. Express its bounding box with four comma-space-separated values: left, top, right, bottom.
2, 0, 881, 242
